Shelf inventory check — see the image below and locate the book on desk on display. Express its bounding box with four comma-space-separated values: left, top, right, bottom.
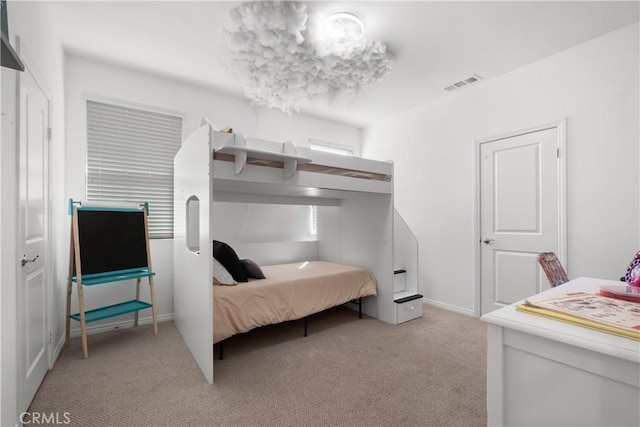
599, 284, 640, 303
517, 291, 640, 341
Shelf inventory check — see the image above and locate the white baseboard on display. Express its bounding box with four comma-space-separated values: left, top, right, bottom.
50, 334, 65, 367
339, 298, 475, 320
68, 313, 174, 338
422, 297, 476, 317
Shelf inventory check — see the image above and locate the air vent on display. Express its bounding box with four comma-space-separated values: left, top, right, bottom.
444, 74, 483, 92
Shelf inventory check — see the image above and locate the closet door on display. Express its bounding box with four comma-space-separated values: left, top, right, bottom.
17, 64, 52, 413
479, 123, 565, 315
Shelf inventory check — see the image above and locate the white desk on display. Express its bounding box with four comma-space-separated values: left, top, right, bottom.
481, 277, 640, 427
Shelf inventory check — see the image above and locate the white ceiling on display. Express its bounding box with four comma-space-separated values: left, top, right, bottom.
47, 1, 639, 128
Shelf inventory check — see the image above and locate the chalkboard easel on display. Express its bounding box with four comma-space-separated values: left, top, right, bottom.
64, 200, 158, 358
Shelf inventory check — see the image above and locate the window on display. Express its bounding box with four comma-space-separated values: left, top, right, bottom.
86, 100, 183, 238
309, 140, 353, 236
310, 205, 317, 237
309, 139, 354, 156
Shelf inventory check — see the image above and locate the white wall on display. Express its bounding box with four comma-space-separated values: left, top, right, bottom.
362, 23, 640, 314
212, 203, 314, 244
1, 2, 65, 425
64, 56, 360, 332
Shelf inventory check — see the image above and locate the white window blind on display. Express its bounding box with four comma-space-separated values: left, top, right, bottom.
86, 100, 183, 238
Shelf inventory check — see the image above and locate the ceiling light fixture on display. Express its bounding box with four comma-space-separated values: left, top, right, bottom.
320, 12, 364, 45
221, 1, 392, 114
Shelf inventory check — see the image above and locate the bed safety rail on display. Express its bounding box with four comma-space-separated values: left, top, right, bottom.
210, 128, 392, 186
215, 135, 312, 180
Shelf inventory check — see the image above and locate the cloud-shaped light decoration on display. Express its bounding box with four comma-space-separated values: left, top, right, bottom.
222, 1, 393, 113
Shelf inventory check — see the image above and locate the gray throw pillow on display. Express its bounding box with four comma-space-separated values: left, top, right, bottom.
240, 258, 266, 279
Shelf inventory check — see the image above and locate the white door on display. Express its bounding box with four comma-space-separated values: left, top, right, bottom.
479, 124, 565, 315
17, 66, 51, 413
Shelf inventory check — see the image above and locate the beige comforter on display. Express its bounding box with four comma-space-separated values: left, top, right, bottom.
213, 261, 377, 343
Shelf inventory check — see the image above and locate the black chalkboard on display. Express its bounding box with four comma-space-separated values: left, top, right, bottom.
76, 208, 148, 275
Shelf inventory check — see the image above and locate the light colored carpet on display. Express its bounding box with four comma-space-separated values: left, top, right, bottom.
29, 304, 487, 427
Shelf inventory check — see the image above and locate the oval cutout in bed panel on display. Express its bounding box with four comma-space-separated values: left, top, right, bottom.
186, 196, 200, 254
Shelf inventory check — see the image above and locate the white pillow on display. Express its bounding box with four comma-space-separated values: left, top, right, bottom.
213, 257, 237, 286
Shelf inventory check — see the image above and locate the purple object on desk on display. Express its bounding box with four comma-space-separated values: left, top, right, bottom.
625, 257, 640, 287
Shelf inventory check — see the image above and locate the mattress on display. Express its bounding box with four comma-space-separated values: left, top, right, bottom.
213, 261, 377, 343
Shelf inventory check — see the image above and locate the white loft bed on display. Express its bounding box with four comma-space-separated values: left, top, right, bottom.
173, 124, 395, 384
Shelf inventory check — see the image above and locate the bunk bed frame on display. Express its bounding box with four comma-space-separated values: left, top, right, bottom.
174, 124, 395, 384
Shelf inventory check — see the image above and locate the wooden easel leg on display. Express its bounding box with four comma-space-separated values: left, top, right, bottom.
65, 279, 72, 348
142, 210, 158, 336
149, 278, 158, 335
69, 205, 90, 358
65, 215, 75, 348
77, 282, 88, 359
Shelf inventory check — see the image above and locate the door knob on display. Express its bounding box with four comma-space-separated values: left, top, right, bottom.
21, 254, 39, 267
482, 238, 495, 244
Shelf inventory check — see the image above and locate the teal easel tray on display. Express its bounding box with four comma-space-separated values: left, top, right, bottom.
72, 268, 155, 286
70, 299, 152, 323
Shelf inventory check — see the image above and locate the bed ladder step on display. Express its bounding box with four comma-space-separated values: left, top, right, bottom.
394, 294, 424, 324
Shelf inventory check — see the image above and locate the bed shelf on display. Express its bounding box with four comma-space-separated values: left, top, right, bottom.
215, 144, 312, 179
70, 299, 152, 323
